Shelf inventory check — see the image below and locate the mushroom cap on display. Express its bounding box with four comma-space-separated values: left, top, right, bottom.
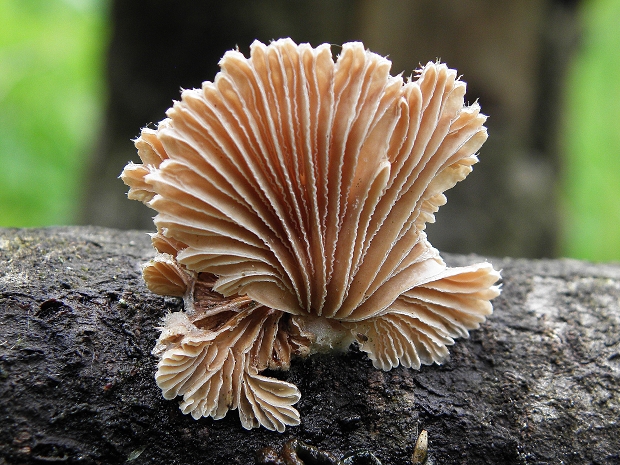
153, 299, 311, 431
121, 38, 501, 431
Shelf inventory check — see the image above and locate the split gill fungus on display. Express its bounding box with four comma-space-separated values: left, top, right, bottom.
121, 38, 501, 432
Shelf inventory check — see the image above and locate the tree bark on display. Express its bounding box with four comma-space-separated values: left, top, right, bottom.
1, 227, 618, 465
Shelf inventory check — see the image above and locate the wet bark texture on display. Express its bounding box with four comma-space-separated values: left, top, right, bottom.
1, 227, 619, 465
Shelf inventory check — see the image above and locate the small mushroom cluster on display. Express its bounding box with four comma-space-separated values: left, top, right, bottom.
121, 38, 501, 432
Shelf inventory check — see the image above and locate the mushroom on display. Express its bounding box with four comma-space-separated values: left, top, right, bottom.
121, 38, 501, 431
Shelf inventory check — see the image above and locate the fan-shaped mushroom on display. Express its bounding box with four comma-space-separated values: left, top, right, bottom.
121, 38, 501, 431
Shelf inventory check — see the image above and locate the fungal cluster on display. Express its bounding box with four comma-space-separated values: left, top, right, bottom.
121, 38, 501, 432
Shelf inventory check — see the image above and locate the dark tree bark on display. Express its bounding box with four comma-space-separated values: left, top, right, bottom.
1, 227, 619, 465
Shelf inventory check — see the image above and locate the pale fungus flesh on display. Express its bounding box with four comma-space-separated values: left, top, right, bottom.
121, 38, 501, 431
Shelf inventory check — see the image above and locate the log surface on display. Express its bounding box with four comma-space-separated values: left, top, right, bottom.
1, 227, 619, 465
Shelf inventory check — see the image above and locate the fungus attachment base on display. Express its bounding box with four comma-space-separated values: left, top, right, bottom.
122, 38, 501, 431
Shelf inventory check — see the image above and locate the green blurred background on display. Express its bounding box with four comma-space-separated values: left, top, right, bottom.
0, 0, 107, 226
0, 0, 618, 262
561, 0, 620, 260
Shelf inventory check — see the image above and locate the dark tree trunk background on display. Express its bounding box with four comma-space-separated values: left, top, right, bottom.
1, 227, 619, 464
80, 0, 580, 259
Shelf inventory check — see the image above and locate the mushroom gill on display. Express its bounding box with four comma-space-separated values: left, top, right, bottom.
121, 38, 501, 431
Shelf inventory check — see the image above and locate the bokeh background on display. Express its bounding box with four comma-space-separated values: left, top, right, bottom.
1, 0, 619, 261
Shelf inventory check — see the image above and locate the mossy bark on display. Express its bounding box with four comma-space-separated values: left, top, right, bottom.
1, 227, 619, 464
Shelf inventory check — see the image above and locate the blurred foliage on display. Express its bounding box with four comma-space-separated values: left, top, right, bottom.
562, 0, 620, 261
0, 0, 108, 226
